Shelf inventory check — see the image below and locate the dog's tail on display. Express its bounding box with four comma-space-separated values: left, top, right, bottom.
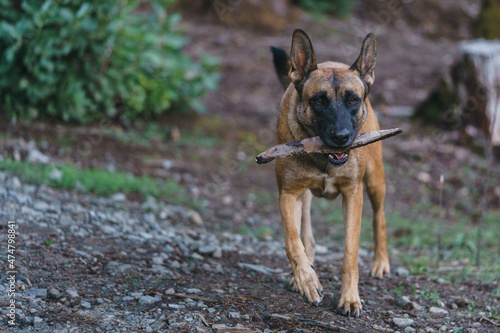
271, 46, 291, 90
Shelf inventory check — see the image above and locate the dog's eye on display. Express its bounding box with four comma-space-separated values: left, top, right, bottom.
348, 97, 357, 104
315, 98, 323, 104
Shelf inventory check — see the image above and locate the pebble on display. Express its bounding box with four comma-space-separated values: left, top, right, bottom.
404, 327, 416, 333
198, 244, 217, 254
472, 322, 482, 328
139, 296, 160, 306
33, 316, 44, 329
229, 311, 240, 319
25, 288, 47, 298
81, 301, 92, 309
429, 307, 449, 315
393, 267, 410, 277
396, 296, 411, 306
165, 288, 175, 295
425, 328, 435, 333
410, 301, 422, 311
393, 318, 414, 328
187, 288, 202, 294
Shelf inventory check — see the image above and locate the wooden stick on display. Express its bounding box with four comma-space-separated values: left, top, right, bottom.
255, 128, 402, 164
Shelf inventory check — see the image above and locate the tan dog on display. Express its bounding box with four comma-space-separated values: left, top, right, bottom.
271, 29, 390, 317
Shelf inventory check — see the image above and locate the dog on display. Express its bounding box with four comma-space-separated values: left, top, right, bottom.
270, 29, 390, 317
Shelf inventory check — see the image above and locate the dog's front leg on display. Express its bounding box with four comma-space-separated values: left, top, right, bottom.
279, 190, 323, 306
338, 182, 364, 317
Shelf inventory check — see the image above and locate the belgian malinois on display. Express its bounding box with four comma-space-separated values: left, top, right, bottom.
271, 29, 390, 317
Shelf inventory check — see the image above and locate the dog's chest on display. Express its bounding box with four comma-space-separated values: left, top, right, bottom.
310, 174, 342, 200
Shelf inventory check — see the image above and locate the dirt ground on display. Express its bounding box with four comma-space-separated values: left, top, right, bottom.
0, 0, 499, 332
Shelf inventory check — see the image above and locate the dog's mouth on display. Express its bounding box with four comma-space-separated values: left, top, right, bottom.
325, 151, 350, 167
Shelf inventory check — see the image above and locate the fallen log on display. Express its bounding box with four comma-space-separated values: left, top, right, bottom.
255, 128, 402, 164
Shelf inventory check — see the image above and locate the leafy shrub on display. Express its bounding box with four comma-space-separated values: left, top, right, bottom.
291, 0, 354, 18
0, 0, 220, 123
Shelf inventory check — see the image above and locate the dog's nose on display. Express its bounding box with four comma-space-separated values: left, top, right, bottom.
331, 128, 350, 146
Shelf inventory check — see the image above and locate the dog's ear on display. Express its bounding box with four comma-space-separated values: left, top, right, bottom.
351, 33, 376, 93
289, 29, 317, 87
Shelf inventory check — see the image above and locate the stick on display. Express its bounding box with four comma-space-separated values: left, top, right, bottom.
256, 128, 402, 164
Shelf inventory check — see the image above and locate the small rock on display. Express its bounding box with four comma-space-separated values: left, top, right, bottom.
188, 210, 203, 226
49, 168, 63, 181
207, 308, 216, 314
139, 296, 160, 306
48, 288, 60, 299
222, 195, 233, 205
25, 288, 47, 298
33, 316, 44, 329
142, 196, 159, 212
27, 149, 50, 164
436, 300, 445, 308
425, 328, 435, 333
429, 307, 448, 315
229, 311, 240, 319
111, 192, 127, 202
393, 318, 414, 328
130, 292, 144, 299
393, 267, 409, 277
271, 314, 291, 320
191, 252, 204, 260
122, 296, 134, 301
165, 288, 175, 295
410, 301, 422, 311
33, 201, 50, 212
162, 159, 174, 170
80, 301, 91, 309
465, 329, 478, 333
152, 256, 164, 265
404, 327, 416, 333
396, 296, 411, 306
187, 288, 202, 294
66, 289, 80, 299
436, 277, 447, 284
199, 245, 217, 254
212, 247, 223, 259
472, 322, 482, 328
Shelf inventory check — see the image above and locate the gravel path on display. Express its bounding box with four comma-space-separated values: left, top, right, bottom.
0, 170, 498, 332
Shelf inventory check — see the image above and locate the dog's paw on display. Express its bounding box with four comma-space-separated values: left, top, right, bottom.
292, 264, 323, 306
369, 258, 390, 279
337, 293, 362, 317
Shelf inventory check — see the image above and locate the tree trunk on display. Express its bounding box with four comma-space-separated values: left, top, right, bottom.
458, 39, 500, 149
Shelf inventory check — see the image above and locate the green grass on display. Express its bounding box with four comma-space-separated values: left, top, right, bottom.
312, 197, 500, 282
0, 158, 201, 209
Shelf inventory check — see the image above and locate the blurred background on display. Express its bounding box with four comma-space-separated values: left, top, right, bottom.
0, 0, 499, 283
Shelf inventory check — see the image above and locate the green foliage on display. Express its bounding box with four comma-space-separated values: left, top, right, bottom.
475, 0, 500, 39
0, 158, 199, 208
291, 0, 354, 18
0, 0, 220, 123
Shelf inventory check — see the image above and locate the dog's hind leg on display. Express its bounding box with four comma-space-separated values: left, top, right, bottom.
364, 142, 391, 278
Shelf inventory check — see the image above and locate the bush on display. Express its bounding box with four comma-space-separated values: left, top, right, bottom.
291, 0, 354, 18
0, 0, 220, 123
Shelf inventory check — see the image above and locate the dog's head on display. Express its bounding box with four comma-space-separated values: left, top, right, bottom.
289, 29, 376, 167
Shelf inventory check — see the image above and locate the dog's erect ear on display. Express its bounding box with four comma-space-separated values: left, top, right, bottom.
351, 33, 376, 93
290, 29, 317, 87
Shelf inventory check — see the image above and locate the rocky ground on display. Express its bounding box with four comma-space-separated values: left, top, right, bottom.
0, 170, 498, 332
1, 0, 499, 332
